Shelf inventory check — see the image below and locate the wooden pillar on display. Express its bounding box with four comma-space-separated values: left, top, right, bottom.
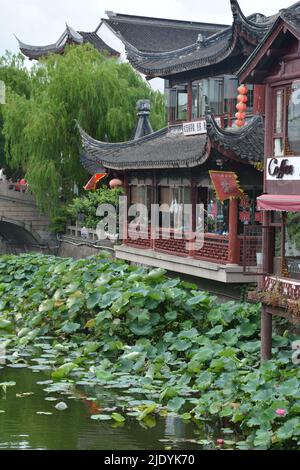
261, 210, 273, 362
167, 80, 174, 124
189, 175, 197, 257
123, 172, 129, 245
187, 81, 193, 122
261, 306, 273, 362
150, 171, 157, 250
253, 85, 266, 114
280, 212, 288, 277
228, 198, 239, 264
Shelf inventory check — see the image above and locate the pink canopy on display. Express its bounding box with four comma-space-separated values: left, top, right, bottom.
257, 194, 300, 212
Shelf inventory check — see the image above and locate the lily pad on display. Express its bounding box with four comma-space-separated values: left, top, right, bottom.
91, 414, 112, 421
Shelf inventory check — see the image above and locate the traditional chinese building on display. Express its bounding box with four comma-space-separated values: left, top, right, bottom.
17, 13, 229, 93
78, 0, 280, 285
79, 102, 264, 284
125, 0, 276, 121
17, 24, 119, 60
238, 2, 300, 360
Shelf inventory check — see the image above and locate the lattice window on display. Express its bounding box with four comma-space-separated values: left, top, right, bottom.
243, 225, 267, 275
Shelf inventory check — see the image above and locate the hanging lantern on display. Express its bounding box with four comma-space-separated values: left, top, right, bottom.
236, 102, 247, 112
237, 94, 248, 104
235, 83, 248, 128
235, 112, 246, 121
237, 84, 248, 95
109, 178, 123, 189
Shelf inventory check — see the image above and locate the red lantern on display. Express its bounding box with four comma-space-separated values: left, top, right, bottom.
236, 120, 245, 128
109, 178, 123, 189
237, 94, 248, 104
236, 102, 247, 112
235, 112, 246, 120
238, 84, 248, 95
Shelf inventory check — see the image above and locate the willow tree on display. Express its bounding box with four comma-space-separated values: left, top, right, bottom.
2, 44, 165, 216
0, 52, 31, 173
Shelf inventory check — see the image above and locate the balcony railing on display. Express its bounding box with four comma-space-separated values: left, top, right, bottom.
126, 228, 261, 267
248, 275, 300, 321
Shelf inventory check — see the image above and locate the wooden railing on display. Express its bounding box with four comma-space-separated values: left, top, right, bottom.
264, 276, 300, 303
248, 276, 300, 316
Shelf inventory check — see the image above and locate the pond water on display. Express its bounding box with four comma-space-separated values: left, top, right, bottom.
0, 367, 201, 450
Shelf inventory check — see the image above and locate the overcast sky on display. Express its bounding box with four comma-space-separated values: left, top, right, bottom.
0, 0, 297, 56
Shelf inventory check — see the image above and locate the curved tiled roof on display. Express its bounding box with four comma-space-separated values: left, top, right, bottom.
205, 108, 264, 164
17, 25, 119, 60
79, 126, 210, 172
125, 0, 276, 78
102, 13, 228, 53
238, 2, 300, 81
78, 109, 264, 175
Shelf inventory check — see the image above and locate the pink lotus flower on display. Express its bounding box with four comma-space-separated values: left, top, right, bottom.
276, 409, 286, 417
216, 439, 225, 446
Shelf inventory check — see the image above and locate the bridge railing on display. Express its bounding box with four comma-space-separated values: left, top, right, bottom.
0, 180, 34, 202
66, 224, 99, 241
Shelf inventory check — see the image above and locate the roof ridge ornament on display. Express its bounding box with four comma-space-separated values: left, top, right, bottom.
230, 0, 242, 23
134, 100, 153, 140
105, 11, 117, 18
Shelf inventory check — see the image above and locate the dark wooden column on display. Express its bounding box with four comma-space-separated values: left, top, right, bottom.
228, 198, 239, 264
187, 81, 193, 122
150, 171, 157, 250
261, 210, 273, 362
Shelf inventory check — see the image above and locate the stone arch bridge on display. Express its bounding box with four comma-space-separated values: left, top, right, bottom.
0, 181, 52, 254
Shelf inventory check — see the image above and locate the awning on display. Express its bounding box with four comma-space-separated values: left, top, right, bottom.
257, 195, 300, 212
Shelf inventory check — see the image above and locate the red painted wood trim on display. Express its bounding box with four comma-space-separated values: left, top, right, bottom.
228, 198, 239, 265
253, 85, 266, 114
239, 22, 285, 84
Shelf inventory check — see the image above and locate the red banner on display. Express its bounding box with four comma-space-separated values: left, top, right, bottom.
84, 174, 107, 191
209, 171, 244, 203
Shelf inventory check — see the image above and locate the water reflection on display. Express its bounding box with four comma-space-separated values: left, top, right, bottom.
0, 368, 199, 450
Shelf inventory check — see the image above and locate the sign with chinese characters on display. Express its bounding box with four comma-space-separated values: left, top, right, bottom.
183, 117, 221, 136
209, 171, 244, 203
267, 157, 300, 181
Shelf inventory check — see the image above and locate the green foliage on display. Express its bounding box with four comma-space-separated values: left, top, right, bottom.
1, 45, 165, 216
1, 253, 300, 449
0, 52, 31, 173
68, 186, 124, 230
287, 213, 300, 252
